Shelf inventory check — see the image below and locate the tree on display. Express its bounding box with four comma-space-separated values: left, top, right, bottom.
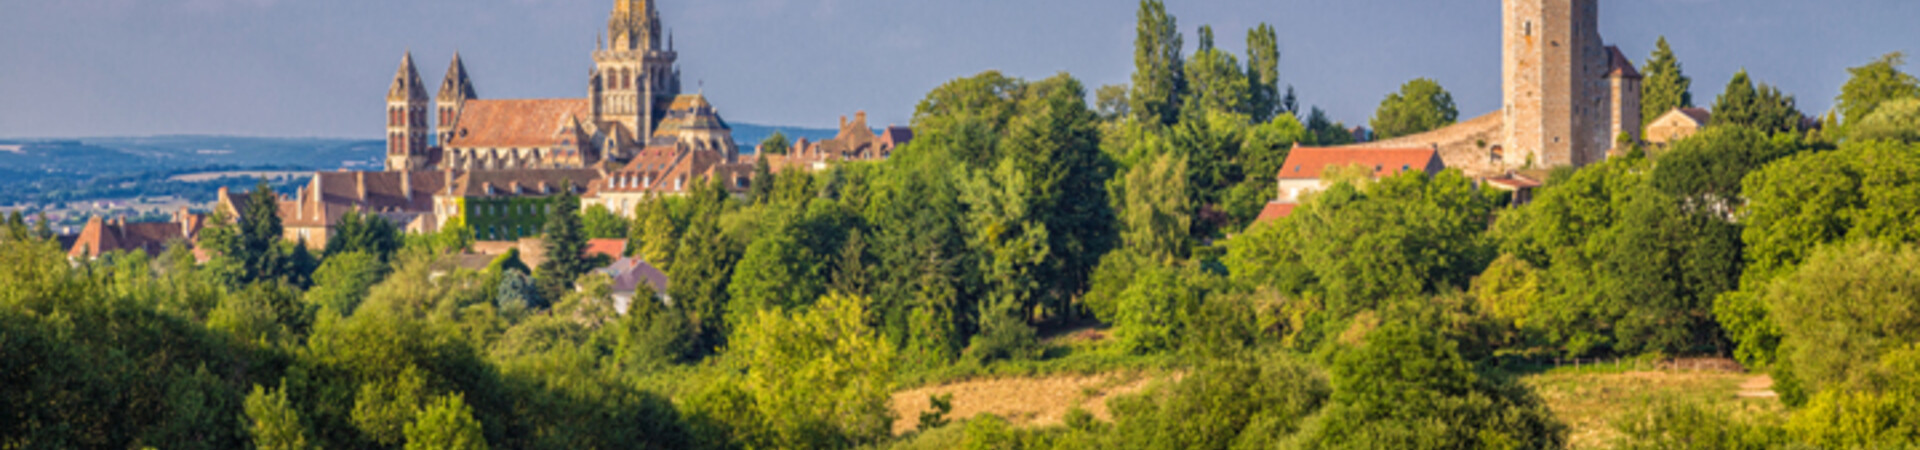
1120, 151, 1191, 262
1130, 0, 1185, 126
1095, 84, 1130, 121
670, 177, 740, 351
733, 293, 897, 448
1640, 36, 1693, 128
1851, 98, 1920, 143
536, 180, 591, 292
911, 71, 1025, 169
1713, 70, 1803, 134
1307, 107, 1354, 145
1765, 242, 1920, 395
579, 204, 627, 240
1292, 171, 1494, 316
1112, 263, 1192, 354
628, 197, 679, 270
1246, 23, 1283, 123
324, 210, 401, 263
727, 207, 827, 324
1837, 52, 1920, 129
404, 394, 488, 450
759, 130, 790, 155
1300, 321, 1565, 448
1369, 78, 1458, 140
304, 251, 386, 316
959, 159, 1050, 328
1652, 125, 1793, 213
1182, 42, 1249, 120
1107, 355, 1331, 449
749, 154, 776, 205
1002, 74, 1119, 321
245, 383, 314, 450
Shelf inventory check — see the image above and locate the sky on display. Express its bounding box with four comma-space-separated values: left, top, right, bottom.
2, 0, 1915, 138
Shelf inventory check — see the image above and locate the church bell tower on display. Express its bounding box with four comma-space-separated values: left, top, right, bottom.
592, 0, 681, 140
386, 52, 431, 172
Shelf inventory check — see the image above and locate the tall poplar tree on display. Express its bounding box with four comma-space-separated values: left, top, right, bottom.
1246, 23, 1283, 123
538, 179, 591, 291
1130, 0, 1185, 126
1641, 36, 1693, 128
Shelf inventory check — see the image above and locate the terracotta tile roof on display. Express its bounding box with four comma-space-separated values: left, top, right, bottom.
283, 171, 450, 228
1255, 202, 1298, 223
1606, 46, 1642, 79
67, 216, 189, 259
586, 238, 627, 259
447, 169, 603, 197
443, 99, 591, 149
653, 94, 730, 137
1277, 147, 1446, 180
1484, 175, 1544, 190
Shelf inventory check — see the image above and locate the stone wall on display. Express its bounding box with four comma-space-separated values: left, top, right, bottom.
1347, 112, 1508, 177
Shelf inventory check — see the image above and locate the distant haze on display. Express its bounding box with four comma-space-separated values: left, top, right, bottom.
2, 0, 1914, 138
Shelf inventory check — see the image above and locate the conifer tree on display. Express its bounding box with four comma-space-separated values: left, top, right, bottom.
538, 179, 591, 290
749, 154, 775, 205
1641, 36, 1693, 128
1713, 70, 1759, 128
1130, 0, 1185, 126
1837, 52, 1920, 129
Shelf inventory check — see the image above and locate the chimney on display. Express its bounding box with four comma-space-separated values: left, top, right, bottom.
401, 171, 413, 203
840, 115, 847, 129
856, 111, 867, 124
355, 172, 368, 203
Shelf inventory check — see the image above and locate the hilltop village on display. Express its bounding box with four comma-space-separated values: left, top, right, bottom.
65, 0, 1682, 260
15, 0, 1920, 447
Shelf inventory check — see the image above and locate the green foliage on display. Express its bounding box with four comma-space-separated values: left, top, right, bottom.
727, 205, 829, 324
729, 293, 898, 448
1130, 0, 1185, 126
1113, 263, 1194, 354
1296, 321, 1565, 449
911, 71, 1025, 169
1369, 78, 1459, 140
536, 180, 593, 294
1765, 242, 1920, 394
209, 281, 309, 347
759, 130, 791, 156
1182, 39, 1250, 119
1001, 73, 1120, 322
1290, 171, 1494, 316
1119, 151, 1192, 262
1306, 107, 1354, 146
1837, 52, 1920, 130
917, 393, 954, 431
1611, 400, 1787, 450
1851, 97, 1920, 143
628, 195, 680, 270
1652, 125, 1793, 211
578, 203, 627, 240
325, 210, 402, 264
670, 177, 742, 353
749, 154, 776, 204
1640, 36, 1694, 128
1503, 156, 1739, 356
1729, 139, 1920, 364
1785, 345, 1920, 448
404, 393, 489, 450
959, 159, 1051, 328
1245, 23, 1283, 123
1108, 355, 1330, 450
304, 251, 386, 316
1711, 70, 1803, 134
1174, 111, 1248, 231
246, 383, 315, 450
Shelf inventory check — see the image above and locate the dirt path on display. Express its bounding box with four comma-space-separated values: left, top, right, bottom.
888, 372, 1165, 435
1737, 374, 1777, 398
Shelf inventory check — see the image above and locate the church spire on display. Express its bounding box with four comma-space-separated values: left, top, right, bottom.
387, 52, 427, 102
438, 52, 477, 102
608, 0, 657, 51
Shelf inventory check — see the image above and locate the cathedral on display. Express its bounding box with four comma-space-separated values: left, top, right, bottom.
383, 0, 735, 173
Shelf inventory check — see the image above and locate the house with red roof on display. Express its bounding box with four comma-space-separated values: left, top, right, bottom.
1257, 146, 1446, 222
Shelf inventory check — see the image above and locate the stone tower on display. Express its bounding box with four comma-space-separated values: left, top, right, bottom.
386, 52, 431, 172
437, 52, 477, 147
592, 0, 681, 140
1502, 0, 1622, 168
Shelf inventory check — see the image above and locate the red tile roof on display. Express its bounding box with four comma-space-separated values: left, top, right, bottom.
1277, 147, 1445, 180
443, 99, 591, 149
1255, 202, 1298, 223
586, 238, 628, 259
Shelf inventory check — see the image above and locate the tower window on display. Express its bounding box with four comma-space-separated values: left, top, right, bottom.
1525, 21, 1532, 36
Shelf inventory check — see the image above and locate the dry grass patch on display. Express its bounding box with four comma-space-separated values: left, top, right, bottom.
1522, 368, 1786, 449
888, 371, 1170, 435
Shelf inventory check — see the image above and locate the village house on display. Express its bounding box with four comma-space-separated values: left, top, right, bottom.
1257, 146, 1447, 222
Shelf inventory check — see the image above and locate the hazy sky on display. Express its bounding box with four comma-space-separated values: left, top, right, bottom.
2, 0, 1914, 138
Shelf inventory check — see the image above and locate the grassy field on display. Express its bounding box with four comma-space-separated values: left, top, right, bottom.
1517, 361, 1786, 449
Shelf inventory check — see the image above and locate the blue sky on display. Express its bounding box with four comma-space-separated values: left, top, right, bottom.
2, 0, 1914, 138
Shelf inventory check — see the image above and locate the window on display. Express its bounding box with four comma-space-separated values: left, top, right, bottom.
1524, 21, 1532, 37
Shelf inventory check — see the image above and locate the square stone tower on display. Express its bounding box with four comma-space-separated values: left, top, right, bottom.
1502, 0, 1618, 168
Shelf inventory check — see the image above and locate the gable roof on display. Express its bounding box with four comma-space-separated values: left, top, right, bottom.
586, 239, 628, 260
443, 99, 592, 149
1658, 107, 1713, 126
1277, 147, 1445, 180
1255, 202, 1298, 223
1606, 46, 1642, 79
446, 169, 603, 197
